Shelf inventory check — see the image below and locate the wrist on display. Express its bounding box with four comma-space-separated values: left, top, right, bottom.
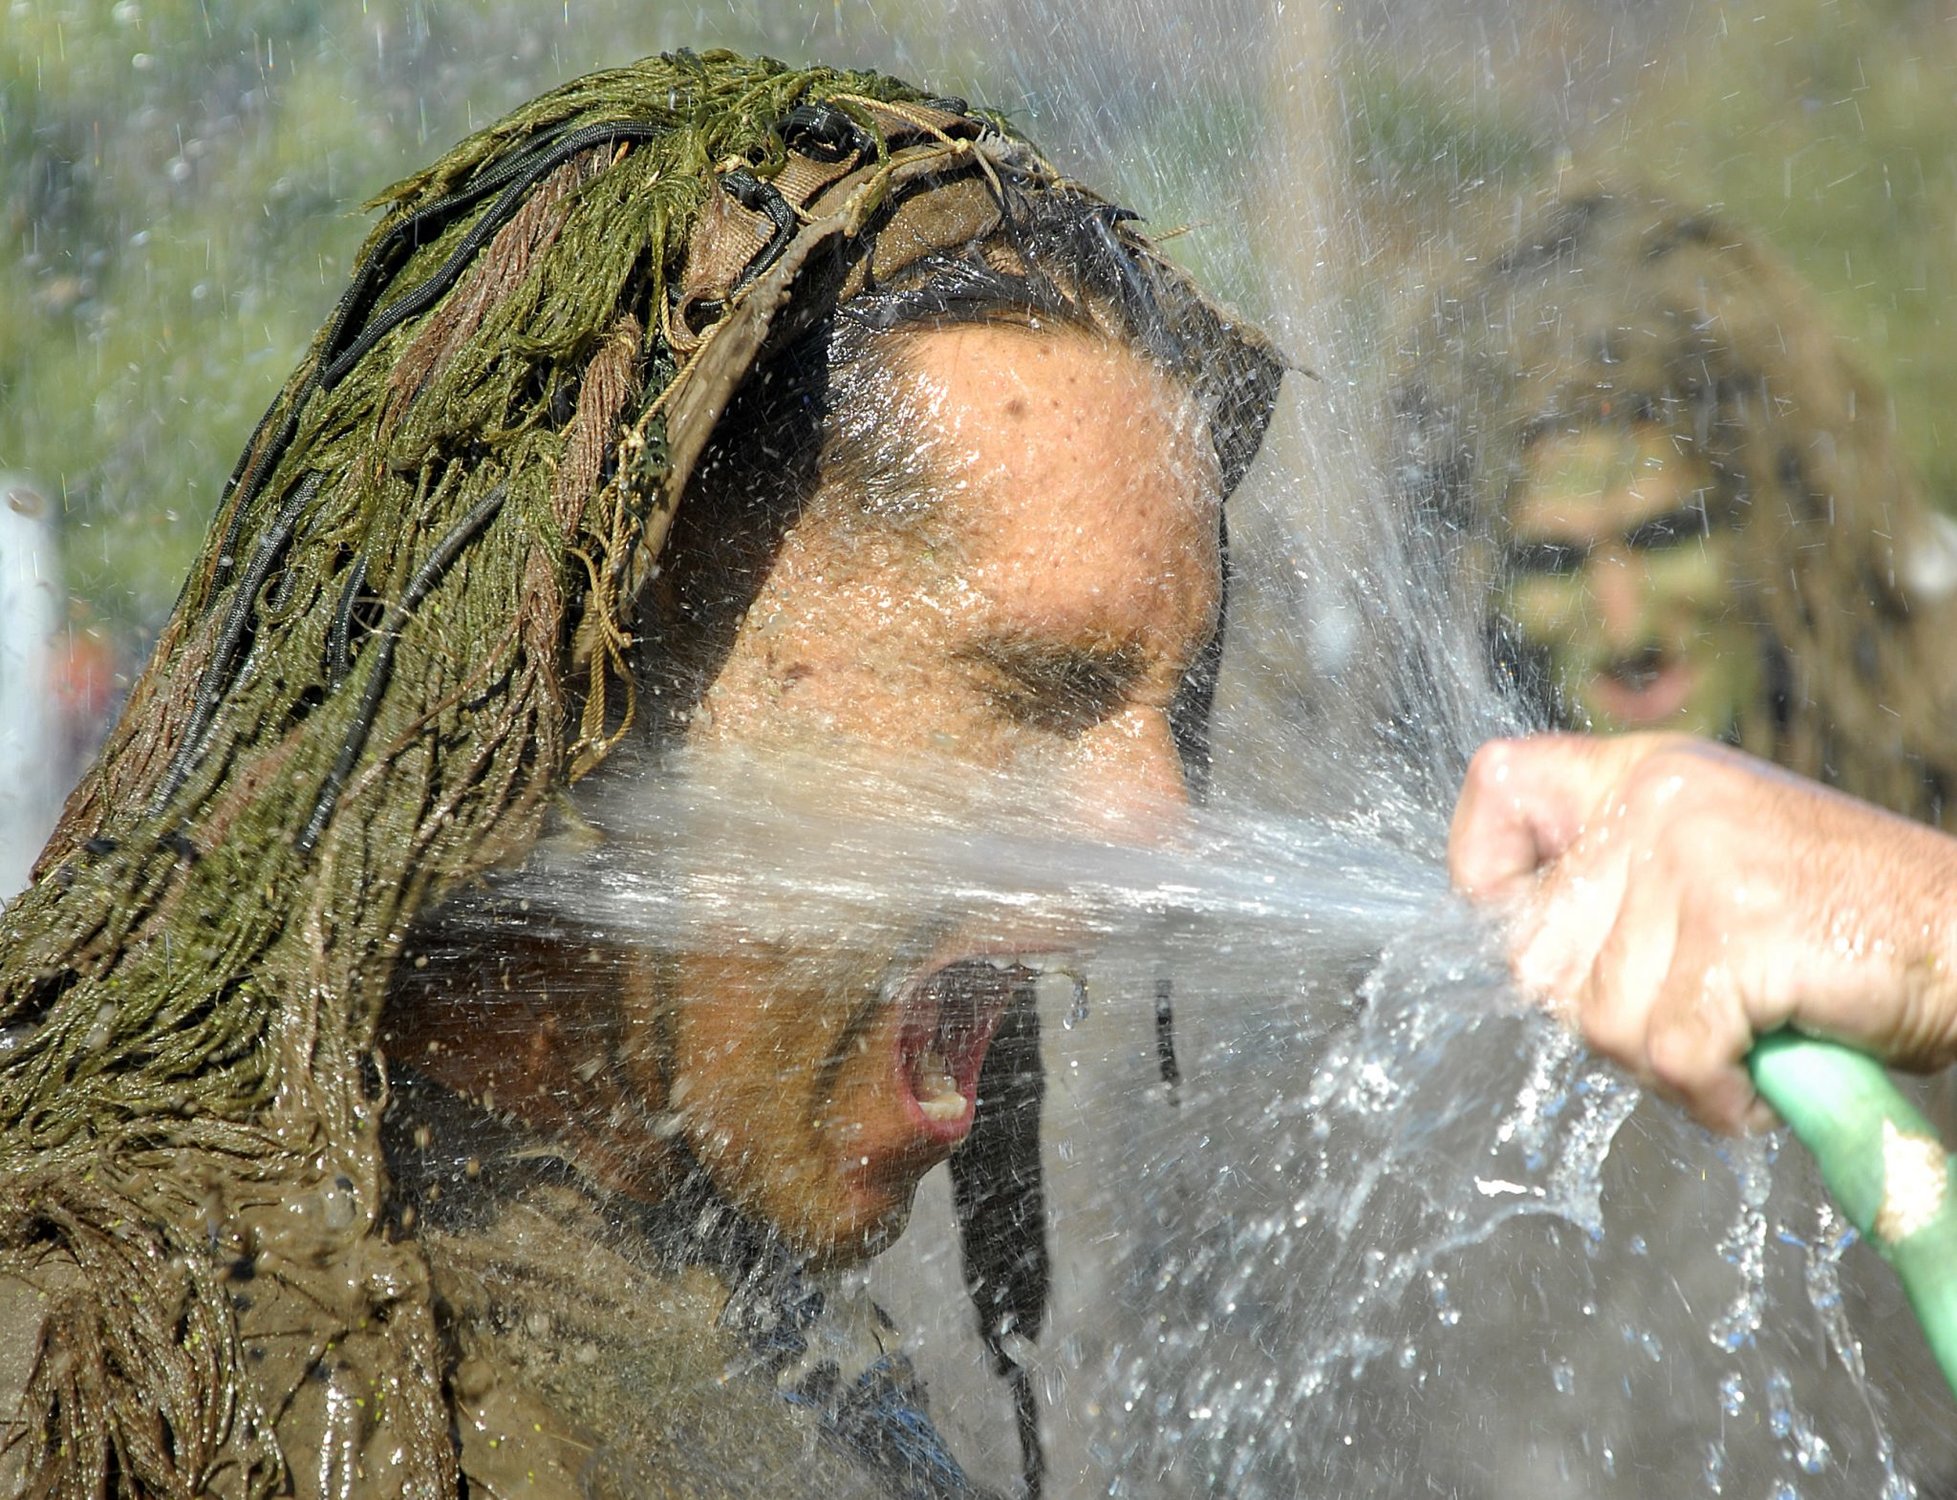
1892, 825, 1957, 1072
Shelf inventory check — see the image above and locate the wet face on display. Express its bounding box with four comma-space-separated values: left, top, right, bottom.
624, 324, 1222, 1263
1501, 423, 1756, 737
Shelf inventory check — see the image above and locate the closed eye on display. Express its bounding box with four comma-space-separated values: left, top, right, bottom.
961, 636, 1146, 738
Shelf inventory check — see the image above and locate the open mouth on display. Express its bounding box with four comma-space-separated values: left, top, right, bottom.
1602, 643, 1668, 693
894, 958, 1039, 1142
1590, 644, 1693, 725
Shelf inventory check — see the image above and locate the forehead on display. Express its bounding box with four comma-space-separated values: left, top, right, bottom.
891, 323, 1222, 619
1509, 424, 1714, 538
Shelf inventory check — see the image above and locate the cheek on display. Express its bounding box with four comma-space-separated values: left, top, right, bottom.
1688, 622, 1760, 704
747, 656, 986, 767
672, 944, 875, 1072
697, 581, 959, 751
671, 956, 818, 1101
1643, 547, 1729, 618
1505, 579, 1585, 644
704, 625, 1030, 779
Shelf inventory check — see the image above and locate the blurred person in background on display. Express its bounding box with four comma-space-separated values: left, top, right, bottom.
1391, 179, 1957, 828
1396, 177, 1957, 1496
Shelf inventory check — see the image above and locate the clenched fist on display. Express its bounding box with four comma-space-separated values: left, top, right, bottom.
1449, 733, 1957, 1133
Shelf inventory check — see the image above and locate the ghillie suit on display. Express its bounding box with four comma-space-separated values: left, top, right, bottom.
0, 50, 1280, 1500
1390, 178, 1957, 827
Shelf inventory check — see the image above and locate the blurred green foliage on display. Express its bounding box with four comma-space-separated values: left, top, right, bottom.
1111, 90, 1269, 318
0, 0, 785, 642
1340, 62, 1546, 203
1626, 0, 1957, 512
3, 0, 411, 633
5, 0, 1954, 657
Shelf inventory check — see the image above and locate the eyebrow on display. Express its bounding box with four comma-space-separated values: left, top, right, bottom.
957, 633, 1148, 735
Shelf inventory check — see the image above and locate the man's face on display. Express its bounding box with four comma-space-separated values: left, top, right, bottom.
626, 323, 1222, 1264
1501, 424, 1756, 737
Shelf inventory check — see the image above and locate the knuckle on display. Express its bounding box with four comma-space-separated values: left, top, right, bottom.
1463, 738, 1517, 796
1576, 984, 1643, 1072
1643, 1018, 1705, 1094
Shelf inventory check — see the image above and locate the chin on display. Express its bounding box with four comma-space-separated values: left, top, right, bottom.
721, 1149, 925, 1266
782, 1185, 918, 1270
695, 1115, 934, 1267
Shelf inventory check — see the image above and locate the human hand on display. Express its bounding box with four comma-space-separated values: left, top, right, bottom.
1449, 732, 1957, 1133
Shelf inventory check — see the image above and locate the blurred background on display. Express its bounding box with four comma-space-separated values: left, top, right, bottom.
5, 2, 1957, 1493
5, 0, 1953, 684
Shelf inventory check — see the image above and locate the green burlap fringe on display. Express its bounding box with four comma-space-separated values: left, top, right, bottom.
0, 51, 970, 1496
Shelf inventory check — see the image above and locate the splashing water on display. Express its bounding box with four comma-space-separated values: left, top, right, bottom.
443, 727, 1942, 1497
15, 0, 1957, 1493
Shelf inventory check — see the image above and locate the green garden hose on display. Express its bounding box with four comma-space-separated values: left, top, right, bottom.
1749, 1032, 1957, 1397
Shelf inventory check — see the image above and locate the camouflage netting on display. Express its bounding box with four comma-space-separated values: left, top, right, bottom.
1390, 178, 1957, 827
0, 50, 1278, 1496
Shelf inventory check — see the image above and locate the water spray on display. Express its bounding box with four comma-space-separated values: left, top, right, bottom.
1750, 1034, 1957, 1397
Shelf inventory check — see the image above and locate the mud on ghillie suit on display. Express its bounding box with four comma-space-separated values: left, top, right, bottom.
1389, 178, 1957, 827
0, 50, 1279, 1498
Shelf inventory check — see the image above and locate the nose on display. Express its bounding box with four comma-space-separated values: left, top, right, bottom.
1586, 544, 1645, 647
1063, 704, 1192, 842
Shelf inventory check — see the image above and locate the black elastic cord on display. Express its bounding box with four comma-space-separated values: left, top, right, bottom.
1011, 1364, 1044, 1500
314, 118, 657, 380
1154, 976, 1182, 1098
319, 121, 664, 392
717, 168, 800, 299
154, 472, 324, 812
326, 552, 371, 687
209, 404, 308, 597
212, 120, 658, 595
297, 484, 507, 854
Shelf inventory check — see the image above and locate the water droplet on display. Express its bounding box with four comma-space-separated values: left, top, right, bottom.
83, 1001, 116, 1052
